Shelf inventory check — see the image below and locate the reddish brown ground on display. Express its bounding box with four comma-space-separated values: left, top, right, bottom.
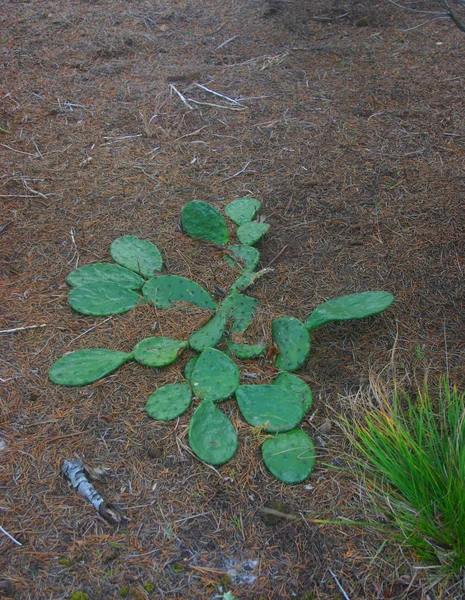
1, 1, 465, 599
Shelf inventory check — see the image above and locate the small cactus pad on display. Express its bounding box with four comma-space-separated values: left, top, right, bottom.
49, 349, 131, 386
189, 309, 228, 352
305, 291, 395, 331
188, 400, 238, 465
146, 382, 192, 421
273, 372, 312, 414
224, 197, 261, 226
227, 341, 265, 359
222, 293, 259, 334
236, 385, 304, 432
66, 263, 145, 290
184, 355, 199, 380
190, 348, 240, 402
262, 429, 316, 483
142, 275, 217, 310
272, 317, 311, 371
223, 245, 260, 272
236, 221, 270, 246
230, 268, 271, 293
181, 200, 229, 244
68, 283, 141, 316
110, 235, 163, 279
133, 337, 188, 367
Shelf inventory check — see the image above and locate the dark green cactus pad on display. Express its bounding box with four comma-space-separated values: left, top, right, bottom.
222, 293, 259, 334
188, 399, 238, 465
181, 200, 229, 244
272, 317, 311, 371
236, 385, 304, 433
224, 197, 261, 226
227, 341, 265, 359
184, 355, 199, 380
223, 245, 260, 272
189, 309, 228, 352
110, 235, 163, 279
236, 221, 270, 246
262, 429, 316, 483
273, 372, 312, 414
190, 348, 240, 402
68, 283, 141, 316
66, 263, 145, 290
142, 275, 217, 310
146, 382, 192, 421
133, 337, 188, 367
305, 291, 395, 331
49, 349, 131, 386
230, 268, 271, 293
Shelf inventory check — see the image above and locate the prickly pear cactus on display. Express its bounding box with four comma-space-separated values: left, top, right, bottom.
189, 309, 228, 352
68, 283, 141, 316
181, 200, 229, 244
272, 317, 311, 371
142, 275, 217, 310
190, 348, 240, 402
225, 197, 261, 226
49, 349, 132, 386
146, 382, 192, 421
66, 263, 145, 290
188, 399, 238, 465
110, 235, 163, 279
223, 245, 260, 272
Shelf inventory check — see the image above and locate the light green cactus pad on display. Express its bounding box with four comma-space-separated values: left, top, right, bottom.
146, 382, 192, 421
184, 355, 199, 380
272, 317, 311, 371
181, 200, 229, 244
68, 282, 141, 316
190, 348, 240, 402
236, 385, 304, 432
189, 309, 228, 352
133, 337, 188, 367
230, 268, 270, 293
66, 263, 145, 290
236, 221, 270, 246
227, 341, 265, 359
223, 245, 260, 272
142, 275, 217, 310
305, 291, 395, 331
222, 292, 259, 334
273, 372, 312, 414
110, 235, 163, 279
49, 349, 132, 386
262, 429, 316, 483
225, 197, 261, 226
188, 399, 238, 465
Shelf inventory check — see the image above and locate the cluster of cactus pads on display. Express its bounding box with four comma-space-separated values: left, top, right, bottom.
49, 198, 394, 483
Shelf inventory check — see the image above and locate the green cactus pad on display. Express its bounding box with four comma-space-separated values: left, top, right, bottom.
225, 197, 261, 226
272, 317, 311, 371
184, 355, 199, 380
227, 341, 265, 359
181, 200, 229, 244
188, 399, 238, 465
262, 429, 316, 483
146, 382, 192, 421
142, 275, 217, 310
305, 291, 395, 331
236, 385, 304, 432
68, 283, 141, 316
66, 263, 145, 290
189, 309, 228, 352
133, 337, 188, 367
223, 245, 260, 272
222, 293, 259, 334
110, 235, 163, 279
190, 348, 240, 402
230, 268, 271, 293
49, 349, 131, 386
236, 221, 270, 246
273, 372, 313, 414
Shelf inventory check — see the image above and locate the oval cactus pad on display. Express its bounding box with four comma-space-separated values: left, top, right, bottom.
49, 349, 131, 386
189, 309, 228, 352
223, 245, 260, 272
225, 197, 261, 226
230, 268, 270, 293
236, 385, 304, 433
110, 235, 163, 279
133, 337, 188, 367
181, 200, 229, 244
188, 400, 238, 465
68, 282, 141, 316
184, 355, 199, 380
273, 372, 312, 414
222, 292, 259, 334
262, 429, 316, 483
66, 263, 145, 290
305, 291, 395, 331
146, 382, 192, 421
142, 275, 217, 310
227, 341, 265, 359
236, 221, 270, 246
191, 348, 240, 402
272, 317, 311, 371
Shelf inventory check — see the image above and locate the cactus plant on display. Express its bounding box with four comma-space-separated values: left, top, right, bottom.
146, 382, 192, 421
188, 399, 238, 465
189, 309, 228, 352
190, 348, 240, 402
110, 235, 163, 279
181, 200, 229, 244
133, 337, 188, 367
184, 355, 199, 380
227, 341, 265, 359
49, 349, 132, 386
262, 429, 315, 483
272, 317, 311, 371
236, 221, 270, 246
68, 283, 141, 316
273, 372, 312, 414
225, 197, 261, 226
142, 275, 217, 310
236, 385, 304, 432
230, 268, 271, 293
66, 263, 145, 290
222, 292, 259, 334
223, 245, 260, 272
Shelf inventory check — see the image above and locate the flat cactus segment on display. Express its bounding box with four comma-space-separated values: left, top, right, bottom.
110, 235, 163, 279
273, 373, 313, 414
68, 283, 141, 316
49, 349, 131, 386
184, 355, 199, 380
188, 400, 238, 465
236, 221, 270, 246
181, 200, 229, 244
236, 385, 304, 433
223, 245, 260, 272
66, 263, 145, 290
222, 293, 259, 334
227, 341, 265, 359
262, 429, 316, 483
146, 382, 192, 421
272, 317, 311, 371
305, 291, 395, 331
189, 309, 228, 352
191, 348, 240, 401
142, 275, 217, 310
133, 337, 188, 367
225, 197, 261, 226
230, 268, 271, 293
